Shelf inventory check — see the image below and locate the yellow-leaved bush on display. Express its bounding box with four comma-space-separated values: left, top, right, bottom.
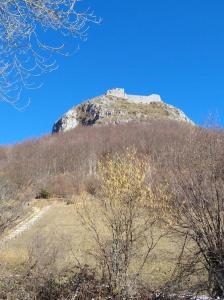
98, 148, 152, 208
77, 149, 168, 298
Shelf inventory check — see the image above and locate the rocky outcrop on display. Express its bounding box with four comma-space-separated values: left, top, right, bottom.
52, 88, 194, 133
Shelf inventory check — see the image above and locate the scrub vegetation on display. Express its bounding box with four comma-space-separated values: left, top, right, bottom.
0, 120, 223, 299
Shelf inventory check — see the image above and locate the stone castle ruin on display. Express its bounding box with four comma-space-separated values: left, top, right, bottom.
105, 88, 162, 104
52, 88, 194, 133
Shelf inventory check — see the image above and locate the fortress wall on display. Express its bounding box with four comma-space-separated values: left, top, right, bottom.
106, 88, 128, 99
105, 89, 162, 104
128, 94, 162, 103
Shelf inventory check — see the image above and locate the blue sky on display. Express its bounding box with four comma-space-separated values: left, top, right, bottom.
1, 0, 224, 144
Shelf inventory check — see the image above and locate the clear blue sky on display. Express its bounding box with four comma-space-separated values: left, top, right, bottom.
1, 0, 224, 144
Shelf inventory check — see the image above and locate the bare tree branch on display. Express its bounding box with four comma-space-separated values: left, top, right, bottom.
0, 0, 99, 107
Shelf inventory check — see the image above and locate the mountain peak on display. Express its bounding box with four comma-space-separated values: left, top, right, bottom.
52, 89, 194, 133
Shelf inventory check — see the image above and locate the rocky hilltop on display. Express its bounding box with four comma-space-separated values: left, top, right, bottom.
52, 88, 194, 133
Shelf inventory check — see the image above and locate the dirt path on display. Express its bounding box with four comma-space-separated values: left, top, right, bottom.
0, 204, 53, 248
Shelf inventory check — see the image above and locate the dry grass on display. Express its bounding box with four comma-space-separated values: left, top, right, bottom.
0, 200, 89, 268
112, 99, 170, 117
0, 197, 194, 290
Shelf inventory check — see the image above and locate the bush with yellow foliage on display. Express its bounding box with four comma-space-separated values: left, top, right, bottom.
78, 149, 167, 298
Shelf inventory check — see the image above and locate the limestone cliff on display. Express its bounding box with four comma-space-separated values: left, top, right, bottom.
52, 88, 194, 133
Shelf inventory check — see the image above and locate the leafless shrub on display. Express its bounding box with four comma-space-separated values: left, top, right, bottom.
0, 199, 24, 236
27, 233, 67, 275
158, 127, 224, 298
83, 175, 100, 196
41, 173, 76, 198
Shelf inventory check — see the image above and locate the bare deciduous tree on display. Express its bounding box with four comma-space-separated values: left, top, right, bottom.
78, 149, 167, 299
0, 0, 98, 105
162, 129, 224, 298
0, 199, 23, 237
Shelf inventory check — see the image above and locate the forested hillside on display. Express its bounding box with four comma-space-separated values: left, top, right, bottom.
0, 120, 224, 299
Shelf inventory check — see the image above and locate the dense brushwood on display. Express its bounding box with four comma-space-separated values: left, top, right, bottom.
0, 121, 191, 199
0, 120, 223, 202
0, 120, 224, 298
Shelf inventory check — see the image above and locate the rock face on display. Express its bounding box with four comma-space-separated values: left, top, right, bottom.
52, 88, 194, 133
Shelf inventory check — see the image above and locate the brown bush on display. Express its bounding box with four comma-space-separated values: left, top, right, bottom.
0, 120, 192, 202
154, 127, 224, 298
83, 175, 100, 196
40, 174, 77, 198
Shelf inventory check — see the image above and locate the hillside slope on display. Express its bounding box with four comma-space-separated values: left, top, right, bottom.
0, 198, 181, 290
52, 88, 194, 133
